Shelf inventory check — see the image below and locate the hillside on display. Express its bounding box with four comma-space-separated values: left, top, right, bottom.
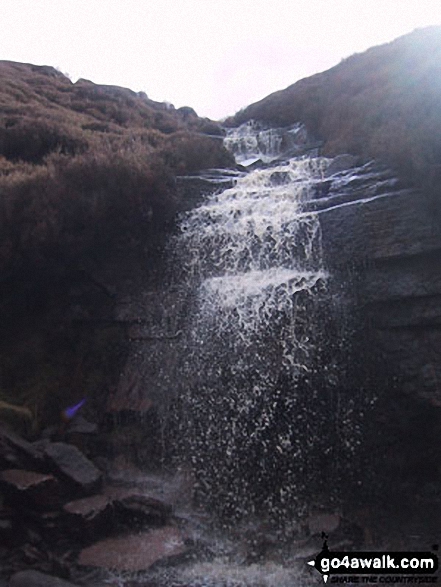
231, 26, 441, 196
0, 61, 233, 430
0, 61, 233, 277
1, 27, 440, 433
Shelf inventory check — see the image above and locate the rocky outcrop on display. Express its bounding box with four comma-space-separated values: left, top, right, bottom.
102, 167, 242, 446
43, 442, 102, 497
108, 148, 441, 518
306, 159, 441, 408
78, 526, 188, 572
296, 156, 441, 518
0, 427, 45, 471
0, 427, 184, 584
0, 470, 62, 511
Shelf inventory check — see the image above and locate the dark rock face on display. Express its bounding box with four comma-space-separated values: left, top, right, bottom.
313, 161, 441, 407
305, 157, 441, 512
44, 443, 102, 497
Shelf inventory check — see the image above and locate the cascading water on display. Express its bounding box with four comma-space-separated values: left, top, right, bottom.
168, 123, 363, 528
223, 120, 308, 167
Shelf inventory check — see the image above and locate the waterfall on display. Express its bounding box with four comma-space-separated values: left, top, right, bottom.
223, 120, 309, 167
168, 123, 364, 526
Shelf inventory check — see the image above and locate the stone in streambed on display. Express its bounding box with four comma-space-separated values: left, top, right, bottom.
62, 489, 172, 543
307, 512, 340, 535
44, 442, 101, 496
62, 494, 114, 542
114, 492, 172, 528
9, 570, 79, 587
0, 425, 45, 470
0, 469, 62, 510
78, 526, 188, 572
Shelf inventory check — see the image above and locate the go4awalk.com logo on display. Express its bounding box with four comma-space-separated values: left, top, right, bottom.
307, 539, 439, 584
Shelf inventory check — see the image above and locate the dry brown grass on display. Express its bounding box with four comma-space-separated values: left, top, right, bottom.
0, 60, 233, 275
0, 60, 235, 432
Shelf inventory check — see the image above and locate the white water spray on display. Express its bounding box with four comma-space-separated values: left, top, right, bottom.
153, 123, 379, 586
169, 124, 341, 523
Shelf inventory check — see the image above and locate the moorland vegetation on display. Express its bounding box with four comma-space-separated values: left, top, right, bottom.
2, 26, 440, 431
231, 26, 441, 202
0, 61, 233, 429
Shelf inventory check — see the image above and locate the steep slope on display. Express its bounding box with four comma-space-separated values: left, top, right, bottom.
229, 34, 441, 533
231, 26, 441, 194
0, 60, 233, 275
0, 62, 234, 430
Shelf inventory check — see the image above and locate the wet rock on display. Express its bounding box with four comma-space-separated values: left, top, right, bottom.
323, 154, 359, 176
64, 417, 99, 460
9, 570, 79, 587
61, 488, 173, 544
78, 526, 188, 572
307, 512, 340, 535
66, 416, 97, 436
63, 494, 114, 542
114, 492, 172, 528
0, 425, 44, 470
44, 442, 102, 496
0, 469, 62, 511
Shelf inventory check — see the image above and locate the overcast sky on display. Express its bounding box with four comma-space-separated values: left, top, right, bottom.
2, 0, 441, 120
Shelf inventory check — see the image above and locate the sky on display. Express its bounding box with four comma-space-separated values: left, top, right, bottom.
2, 0, 441, 120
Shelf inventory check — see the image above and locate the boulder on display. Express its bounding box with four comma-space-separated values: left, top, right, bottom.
43, 442, 102, 497
64, 416, 98, 458
0, 469, 62, 511
78, 526, 188, 572
113, 491, 172, 528
61, 489, 172, 543
177, 106, 197, 119
62, 494, 114, 542
66, 416, 97, 436
0, 425, 44, 470
9, 570, 78, 587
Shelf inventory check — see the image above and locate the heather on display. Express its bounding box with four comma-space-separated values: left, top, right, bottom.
0, 61, 233, 428
0, 61, 233, 277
